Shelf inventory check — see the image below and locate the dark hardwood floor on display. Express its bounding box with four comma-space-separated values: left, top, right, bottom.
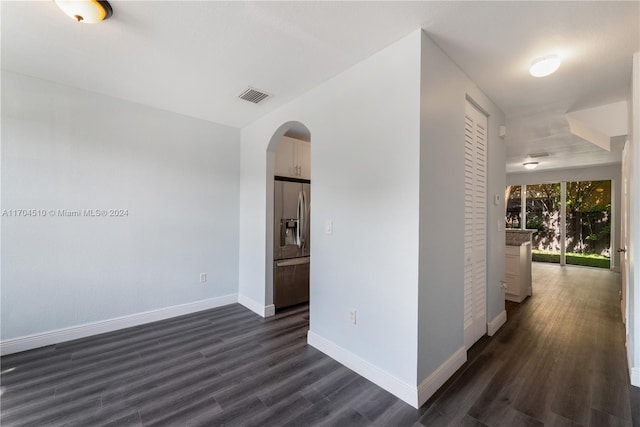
1, 262, 637, 426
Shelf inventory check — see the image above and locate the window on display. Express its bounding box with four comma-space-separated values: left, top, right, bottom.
566, 181, 611, 267
505, 180, 611, 268
526, 183, 561, 254
505, 185, 521, 229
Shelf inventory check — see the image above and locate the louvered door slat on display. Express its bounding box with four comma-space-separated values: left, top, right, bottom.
463, 101, 488, 349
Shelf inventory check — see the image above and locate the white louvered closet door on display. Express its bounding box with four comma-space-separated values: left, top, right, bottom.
463, 101, 488, 349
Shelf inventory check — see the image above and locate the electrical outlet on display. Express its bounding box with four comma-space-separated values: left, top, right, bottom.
200, 273, 207, 283
349, 308, 357, 325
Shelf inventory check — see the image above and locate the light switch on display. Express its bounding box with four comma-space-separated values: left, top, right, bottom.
324, 220, 333, 235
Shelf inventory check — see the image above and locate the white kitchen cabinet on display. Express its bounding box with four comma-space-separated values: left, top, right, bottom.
504, 242, 532, 303
275, 136, 310, 180
296, 140, 311, 179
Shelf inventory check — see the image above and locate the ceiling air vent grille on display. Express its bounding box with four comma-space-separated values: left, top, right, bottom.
529, 152, 550, 158
238, 87, 271, 104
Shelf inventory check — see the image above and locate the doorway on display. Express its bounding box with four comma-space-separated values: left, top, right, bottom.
265, 122, 311, 315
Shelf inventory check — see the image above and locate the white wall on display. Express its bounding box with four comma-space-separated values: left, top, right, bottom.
1, 71, 240, 342
629, 52, 640, 384
239, 29, 506, 407
417, 31, 506, 382
239, 30, 422, 394
507, 164, 622, 270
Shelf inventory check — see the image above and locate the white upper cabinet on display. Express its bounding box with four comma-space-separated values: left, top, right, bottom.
275, 136, 311, 180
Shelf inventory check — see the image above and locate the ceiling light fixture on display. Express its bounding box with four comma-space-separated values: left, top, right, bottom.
54, 0, 113, 23
523, 161, 539, 170
529, 55, 561, 77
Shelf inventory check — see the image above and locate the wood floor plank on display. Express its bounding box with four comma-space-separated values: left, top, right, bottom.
349, 382, 400, 423
418, 353, 504, 426
371, 400, 428, 426
589, 408, 632, 427
281, 375, 372, 426
546, 412, 585, 427
459, 414, 490, 426
212, 347, 330, 408
241, 393, 313, 427
1, 392, 102, 426
140, 394, 222, 427
591, 373, 633, 422
1, 263, 637, 427
199, 395, 267, 427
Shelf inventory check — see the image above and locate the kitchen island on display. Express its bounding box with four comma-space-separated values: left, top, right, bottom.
505, 229, 536, 303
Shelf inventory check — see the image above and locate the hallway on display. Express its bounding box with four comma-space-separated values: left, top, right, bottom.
419, 262, 637, 426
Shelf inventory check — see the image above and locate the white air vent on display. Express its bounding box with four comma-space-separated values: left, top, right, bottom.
528, 152, 550, 158
238, 87, 271, 104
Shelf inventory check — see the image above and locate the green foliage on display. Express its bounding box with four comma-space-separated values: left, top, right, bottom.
520, 180, 611, 255
526, 217, 547, 233
531, 250, 610, 269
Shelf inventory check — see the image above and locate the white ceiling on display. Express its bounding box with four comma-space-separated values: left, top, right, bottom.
2, 1, 638, 173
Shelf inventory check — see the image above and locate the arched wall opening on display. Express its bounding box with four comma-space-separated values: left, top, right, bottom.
265, 121, 311, 315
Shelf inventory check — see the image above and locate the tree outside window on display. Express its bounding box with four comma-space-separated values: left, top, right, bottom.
504, 180, 611, 268
566, 180, 611, 259
526, 183, 561, 254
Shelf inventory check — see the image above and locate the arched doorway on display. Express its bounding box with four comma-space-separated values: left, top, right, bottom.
265, 122, 311, 316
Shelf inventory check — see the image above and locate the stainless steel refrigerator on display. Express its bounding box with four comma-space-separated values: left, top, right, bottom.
274, 177, 310, 309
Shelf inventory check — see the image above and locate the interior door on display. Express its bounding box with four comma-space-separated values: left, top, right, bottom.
464, 100, 488, 349
621, 142, 630, 325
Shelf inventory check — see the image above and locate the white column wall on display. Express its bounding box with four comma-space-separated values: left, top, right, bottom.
417, 31, 506, 390
239, 30, 422, 389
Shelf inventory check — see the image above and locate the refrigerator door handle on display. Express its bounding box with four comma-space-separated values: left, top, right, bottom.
275, 256, 310, 267
302, 190, 308, 249
280, 219, 286, 247
296, 191, 303, 248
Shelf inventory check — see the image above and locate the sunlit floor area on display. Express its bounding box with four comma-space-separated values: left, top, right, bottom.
418, 262, 638, 426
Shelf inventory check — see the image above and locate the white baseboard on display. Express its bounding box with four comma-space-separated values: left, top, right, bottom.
238, 294, 274, 318
264, 304, 276, 317
627, 334, 640, 387
0, 294, 238, 356
417, 346, 467, 407
631, 367, 640, 387
505, 293, 527, 303
307, 330, 418, 407
487, 310, 507, 336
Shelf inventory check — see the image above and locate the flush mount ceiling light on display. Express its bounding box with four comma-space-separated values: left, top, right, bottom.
529, 55, 561, 77
523, 161, 539, 170
54, 0, 113, 23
